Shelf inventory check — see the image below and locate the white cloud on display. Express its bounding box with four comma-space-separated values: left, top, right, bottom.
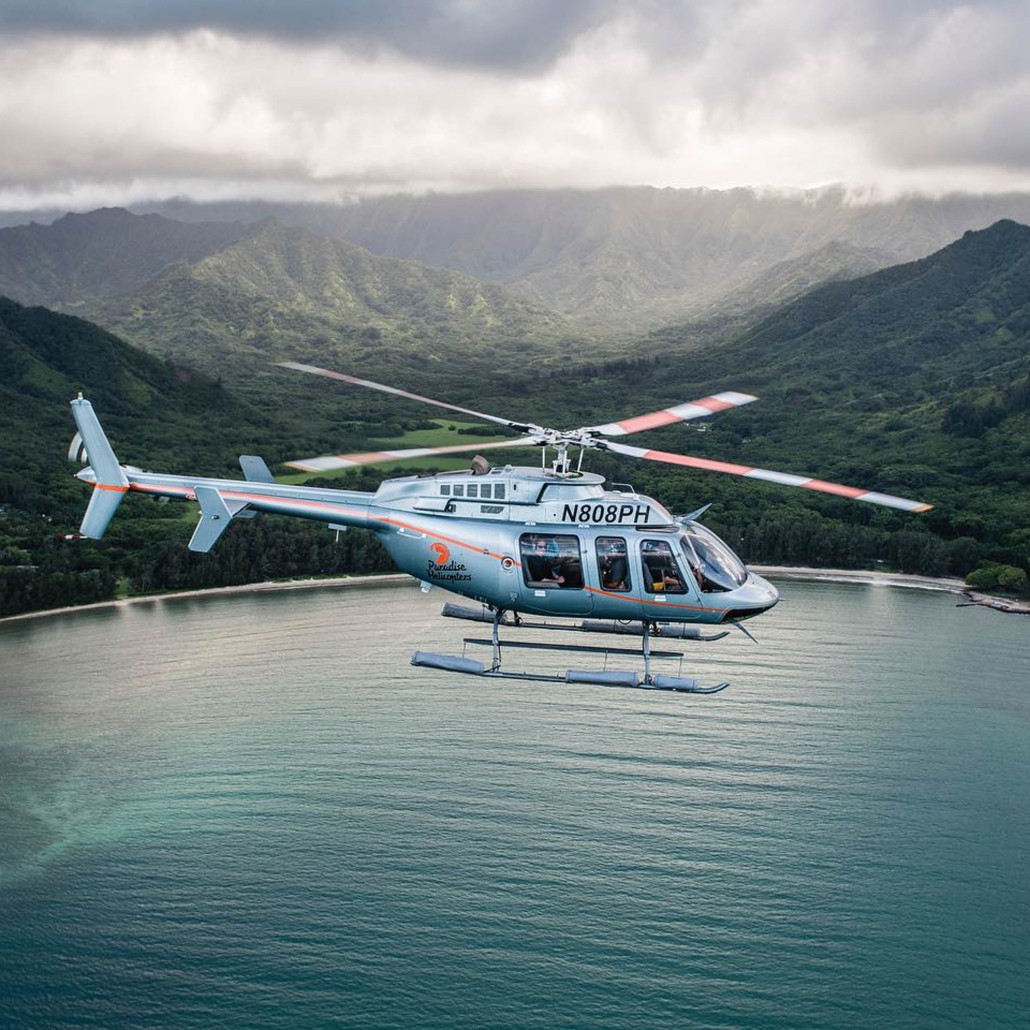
1, 2, 1029, 211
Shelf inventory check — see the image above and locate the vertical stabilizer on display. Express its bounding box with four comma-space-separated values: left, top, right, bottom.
70, 396, 129, 539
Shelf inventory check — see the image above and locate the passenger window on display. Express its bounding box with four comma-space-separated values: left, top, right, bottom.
595, 537, 630, 592
493, 484, 505, 500
520, 533, 584, 589
467, 483, 478, 498
452, 485, 464, 497
440, 485, 451, 495
640, 540, 687, 594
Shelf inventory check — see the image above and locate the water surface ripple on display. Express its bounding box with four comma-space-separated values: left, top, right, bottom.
1, 579, 1028, 1029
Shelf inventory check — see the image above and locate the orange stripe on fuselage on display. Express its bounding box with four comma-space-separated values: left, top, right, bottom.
583, 584, 712, 613
373, 513, 512, 561
126, 481, 725, 614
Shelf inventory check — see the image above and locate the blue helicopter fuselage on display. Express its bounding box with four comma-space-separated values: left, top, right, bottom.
75, 420, 778, 627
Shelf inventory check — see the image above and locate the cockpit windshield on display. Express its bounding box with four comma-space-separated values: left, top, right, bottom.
679, 523, 748, 593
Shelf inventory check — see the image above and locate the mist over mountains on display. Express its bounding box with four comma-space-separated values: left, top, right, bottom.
5, 183, 1030, 375
131, 186, 1030, 329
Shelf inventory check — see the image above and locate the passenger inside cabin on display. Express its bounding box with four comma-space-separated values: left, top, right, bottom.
522, 535, 583, 588
525, 537, 559, 583
641, 540, 686, 594
597, 537, 630, 591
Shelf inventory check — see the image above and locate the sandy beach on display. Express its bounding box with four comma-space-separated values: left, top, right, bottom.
2, 565, 1027, 624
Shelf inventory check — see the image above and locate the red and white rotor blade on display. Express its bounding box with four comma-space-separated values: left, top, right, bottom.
604, 441, 933, 512
286, 437, 538, 473
279, 362, 536, 434
583, 391, 757, 437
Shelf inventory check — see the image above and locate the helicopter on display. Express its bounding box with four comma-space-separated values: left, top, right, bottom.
68, 362, 932, 694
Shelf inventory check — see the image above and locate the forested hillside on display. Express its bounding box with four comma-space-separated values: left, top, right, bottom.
0, 211, 590, 383
554, 221, 1030, 589
0, 208, 251, 308
132, 186, 1030, 330
0, 298, 403, 616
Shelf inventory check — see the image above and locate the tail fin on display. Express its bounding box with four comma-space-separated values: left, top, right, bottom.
70, 396, 129, 539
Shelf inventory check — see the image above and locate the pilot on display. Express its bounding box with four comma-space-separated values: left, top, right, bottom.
642, 541, 684, 593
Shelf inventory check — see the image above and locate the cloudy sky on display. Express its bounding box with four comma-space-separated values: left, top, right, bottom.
1, 0, 1029, 211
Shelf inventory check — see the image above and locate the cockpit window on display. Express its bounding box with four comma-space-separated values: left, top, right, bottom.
679, 523, 747, 592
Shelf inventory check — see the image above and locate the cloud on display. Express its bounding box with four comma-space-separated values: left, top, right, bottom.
0, 0, 617, 72
1, 1, 1029, 209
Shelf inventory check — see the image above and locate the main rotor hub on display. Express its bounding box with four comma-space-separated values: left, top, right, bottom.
535, 429, 601, 476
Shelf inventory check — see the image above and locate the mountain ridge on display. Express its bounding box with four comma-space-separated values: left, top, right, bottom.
0, 211, 591, 381
123, 185, 1030, 329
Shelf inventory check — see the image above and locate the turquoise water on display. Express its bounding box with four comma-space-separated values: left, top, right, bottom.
1, 579, 1029, 1029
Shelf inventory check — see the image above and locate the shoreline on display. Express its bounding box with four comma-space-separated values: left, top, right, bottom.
751, 565, 967, 592
0, 573, 413, 624
752, 566, 1029, 614
2, 566, 1026, 625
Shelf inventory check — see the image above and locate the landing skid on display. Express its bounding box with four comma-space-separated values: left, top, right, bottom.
412, 604, 730, 694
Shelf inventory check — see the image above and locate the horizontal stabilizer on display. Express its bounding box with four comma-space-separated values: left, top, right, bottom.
189, 485, 234, 553
239, 455, 274, 483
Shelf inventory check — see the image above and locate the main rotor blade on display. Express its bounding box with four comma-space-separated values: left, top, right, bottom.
603, 440, 933, 512
279, 362, 538, 434
286, 437, 540, 473
582, 391, 757, 437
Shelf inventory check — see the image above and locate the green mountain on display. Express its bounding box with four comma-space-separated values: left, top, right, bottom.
0, 297, 404, 616
0, 211, 590, 382
133, 186, 1030, 330
2, 220, 1028, 618
0, 208, 251, 307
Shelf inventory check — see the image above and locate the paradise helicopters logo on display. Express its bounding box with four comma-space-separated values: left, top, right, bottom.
426, 542, 471, 582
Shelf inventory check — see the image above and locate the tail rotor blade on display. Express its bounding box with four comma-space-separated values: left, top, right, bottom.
68, 430, 86, 464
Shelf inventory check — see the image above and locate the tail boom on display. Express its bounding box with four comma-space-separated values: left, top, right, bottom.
70, 396, 375, 546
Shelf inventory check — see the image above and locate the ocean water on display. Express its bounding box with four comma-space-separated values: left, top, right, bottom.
1, 578, 1028, 1030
